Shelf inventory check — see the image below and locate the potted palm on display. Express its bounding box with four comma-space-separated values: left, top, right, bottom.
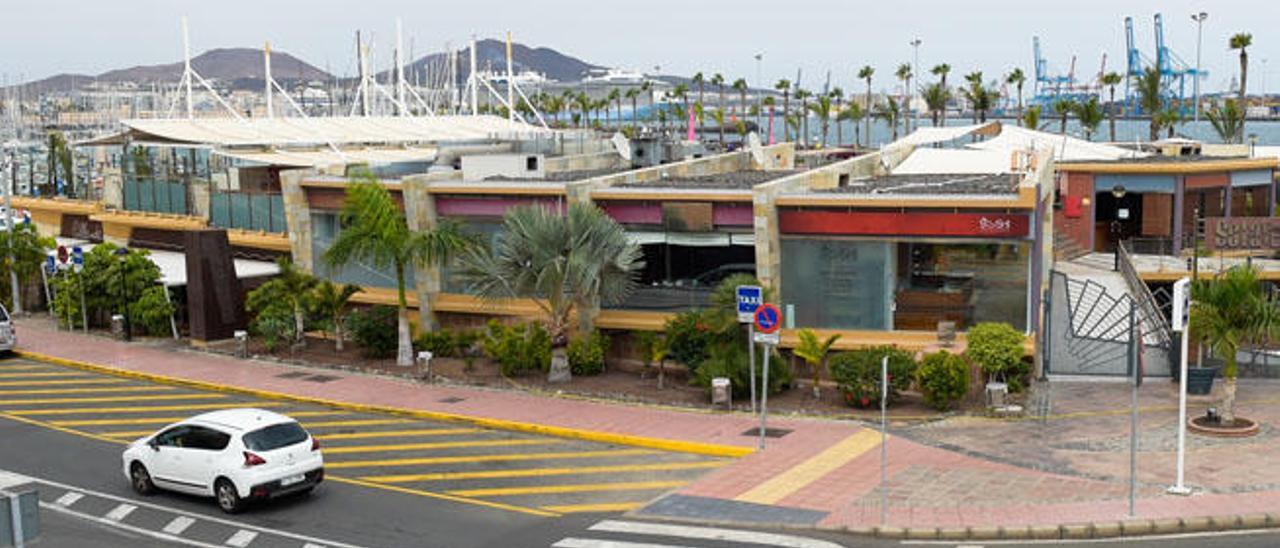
1189, 266, 1275, 417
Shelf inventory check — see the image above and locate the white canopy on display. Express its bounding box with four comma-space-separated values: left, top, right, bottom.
117, 115, 549, 147
213, 147, 439, 168
49, 238, 280, 288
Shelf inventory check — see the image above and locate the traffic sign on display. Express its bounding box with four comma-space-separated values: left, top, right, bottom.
44, 255, 55, 275
736, 285, 763, 323
753, 304, 782, 335
71, 246, 84, 266
1171, 278, 1190, 332
56, 245, 68, 264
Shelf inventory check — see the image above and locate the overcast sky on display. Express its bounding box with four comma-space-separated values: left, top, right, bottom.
3, 0, 1275, 95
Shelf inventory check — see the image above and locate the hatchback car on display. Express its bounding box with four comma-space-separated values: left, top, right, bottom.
121, 408, 324, 513
0, 304, 14, 352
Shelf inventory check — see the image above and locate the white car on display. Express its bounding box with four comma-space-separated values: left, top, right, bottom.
121, 408, 324, 513
0, 304, 14, 352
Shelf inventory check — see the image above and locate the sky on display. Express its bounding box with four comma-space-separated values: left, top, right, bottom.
2, 0, 1276, 96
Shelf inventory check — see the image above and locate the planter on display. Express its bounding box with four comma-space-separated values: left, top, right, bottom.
1186, 366, 1218, 395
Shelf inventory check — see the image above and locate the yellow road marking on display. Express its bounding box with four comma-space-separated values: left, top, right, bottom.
9, 402, 286, 416
0, 379, 128, 387
449, 480, 688, 498
100, 430, 159, 438
0, 412, 126, 445
317, 428, 482, 441
540, 502, 643, 514
326, 449, 657, 469
735, 429, 882, 505
0, 372, 90, 379
0, 364, 61, 371
362, 460, 726, 483
302, 419, 413, 428
0, 386, 176, 396
325, 475, 559, 517
0, 393, 226, 406
322, 439, 560, 455
53, 411, 348, 428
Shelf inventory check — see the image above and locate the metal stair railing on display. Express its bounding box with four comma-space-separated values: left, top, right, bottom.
1117, 239, 1173, 348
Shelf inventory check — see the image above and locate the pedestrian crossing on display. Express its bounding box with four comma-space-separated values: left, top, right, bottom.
0, 357, 730, 517
550, 519, 848, 548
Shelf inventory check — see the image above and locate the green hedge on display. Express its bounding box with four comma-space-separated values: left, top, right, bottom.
915, 350, 970, 411
829, 346, 917, 408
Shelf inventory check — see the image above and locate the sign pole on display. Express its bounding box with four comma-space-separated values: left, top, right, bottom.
758, 343, 770, 450
736, 285, 763, 414
1128, 304, 1138, 518
750, 302, 781, 450
748, 323, 757, 414
1169, 277, 1192, 495
879, 354, 888, 526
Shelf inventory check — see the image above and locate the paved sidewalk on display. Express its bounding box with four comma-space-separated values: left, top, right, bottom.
16, 321, 1280, 538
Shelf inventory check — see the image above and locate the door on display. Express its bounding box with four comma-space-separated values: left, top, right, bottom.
150, 426, 199, 492
179, 426, 232, 494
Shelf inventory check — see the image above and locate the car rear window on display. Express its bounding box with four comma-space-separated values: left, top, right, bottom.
242, 422, 309, 451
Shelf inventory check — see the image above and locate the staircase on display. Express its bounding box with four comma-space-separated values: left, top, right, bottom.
1053, 231, 1090, 261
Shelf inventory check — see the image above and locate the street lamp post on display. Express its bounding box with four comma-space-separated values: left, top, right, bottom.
910, 38, 922, 133
1112, 185, 1127, 271
754, 52, 764, 138
1191, 12, 1208, 122
115, 247, 132, 341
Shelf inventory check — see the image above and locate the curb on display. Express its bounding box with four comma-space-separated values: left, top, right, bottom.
15, 349, 753, 459
863, 512, 1280, 541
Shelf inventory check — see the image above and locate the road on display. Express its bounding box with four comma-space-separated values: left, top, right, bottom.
0, 355, 858, 548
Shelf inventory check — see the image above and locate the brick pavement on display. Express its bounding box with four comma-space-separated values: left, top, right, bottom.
15, 320, 1280, 532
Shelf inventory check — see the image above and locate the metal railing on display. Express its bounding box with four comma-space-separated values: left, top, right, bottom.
1117, 239, 1173, 348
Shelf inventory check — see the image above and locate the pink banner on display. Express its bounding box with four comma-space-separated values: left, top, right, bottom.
687, 107, 696, 142
767, 106, 775, 145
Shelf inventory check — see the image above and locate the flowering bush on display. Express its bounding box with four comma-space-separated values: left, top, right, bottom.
829, 346, 917, 408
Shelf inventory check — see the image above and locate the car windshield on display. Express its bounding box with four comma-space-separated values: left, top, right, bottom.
0, 305, 9, 323
242, 422, 309, 451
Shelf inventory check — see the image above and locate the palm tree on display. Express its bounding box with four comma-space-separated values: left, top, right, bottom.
1136, 66, 1164, 141
309, 280, 360, 352
710, 73, 726, 114
1207, 99, 1246, 143
324, 175, 466, 367
774, 79, 791, 141
1051, 97, 1077, 134
673, 83, 690, 136
574, 92, 592, 129
640, 80, 653, 124
875, 97, 902, 141
858, 66, 875, 146
1075, 97, 1105, 141
1023, 105, 1042, 130
460, 203, 643, 378
1101, 71, 1124, 141
761, 95, 777, 140
1230, 32, 1252, 136
838, 102, 864, 148
963, 72, 984, 124
1156, 108, 1184, 138
795, 329, 841, 399
1190, 265, 1276, 424
923, 83, 949, 127
607, 89, 622, 129
795, 88, 812, 146
931, 64, 951, 127
895, 63, 913, 132
808, 94, 833, 147
830, 87, 845, 145
732, 78, 748, 116
711, 108, 727, 146
1005, 68, 1026, 126
692, 72, 706, 137
625, 88, 640, 131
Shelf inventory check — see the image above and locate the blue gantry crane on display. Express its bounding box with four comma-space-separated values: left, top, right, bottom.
1124, 13, 1206, 115
1032, 36, 1101, 113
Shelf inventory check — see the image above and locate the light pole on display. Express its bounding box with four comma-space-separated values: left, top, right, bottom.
910, 38, 922, 133
2, 141, 19, 314
115, 247, 132, 342
1112, 184, 1127, 271
1191, 12, 1208, 122
754, 52, 764, 139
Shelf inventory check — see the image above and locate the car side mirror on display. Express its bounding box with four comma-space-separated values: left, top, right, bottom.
148, 440, 159, 451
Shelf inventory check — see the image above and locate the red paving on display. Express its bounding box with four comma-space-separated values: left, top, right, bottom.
15, 322, 1280, 530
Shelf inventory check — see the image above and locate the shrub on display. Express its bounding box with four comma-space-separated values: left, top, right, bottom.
567, 331, 610, 376
965, 322, 1029, 391
348, 306, 399, 358
482, 320, 552, 377
251, 306, 294, 353
414, 330, 458, 358
915, 351, 970, 411
664, 309, 727, 373
692, 342, 793, 398
132, 286, 176, 336
829, 346, 917, 408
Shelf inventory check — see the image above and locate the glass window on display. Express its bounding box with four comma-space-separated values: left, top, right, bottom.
310, 212, 407, 289
781, 238, 894, 330
243, 422, 309, 452
441, 220, 503, 294
153, 425, 190, 447
607, 242, 755, 311
183, 426, 232, 451
894, 242, 1029, 331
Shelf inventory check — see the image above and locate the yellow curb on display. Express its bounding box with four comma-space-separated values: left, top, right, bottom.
15, 350, 752, 458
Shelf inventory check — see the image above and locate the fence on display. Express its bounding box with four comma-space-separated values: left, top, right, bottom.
122, 178, 188, 215
210, 192, 286, 233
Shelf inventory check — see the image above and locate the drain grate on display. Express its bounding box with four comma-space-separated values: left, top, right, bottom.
437, 397, 466, 404
303, 374, 342, 383
740, 427, 792, 438
275, 372, 310, 379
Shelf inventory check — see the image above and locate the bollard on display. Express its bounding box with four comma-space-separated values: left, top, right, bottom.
416, 351, 434, 383
711, 377, 732, 410
110, 314, 125, 341
233, 330, 248, 359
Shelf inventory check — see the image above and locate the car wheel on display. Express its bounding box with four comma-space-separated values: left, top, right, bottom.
130, 463, 156, 495
214, 479, 244, 514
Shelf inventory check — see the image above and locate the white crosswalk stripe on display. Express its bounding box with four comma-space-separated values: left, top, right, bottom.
163, 516, 197, 535
552, 520, 848, 548
104, 503, 137, 521
54, 491, 83, 507
225, 529, 259, 547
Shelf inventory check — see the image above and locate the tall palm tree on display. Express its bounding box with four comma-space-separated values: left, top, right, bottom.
895, 63, 913, 132
692, 72, 706, 137
808, 94, 833, 147
1005, 68, 1026, 126
1207, 99, 1246, 143
795, 88, 812, 146
732, 77, 748, 117
1051, 97, 1077, 134
625, 88, 640, 131
795, 329, 841, 399
1190, 265, 1276, 424
830, 87, 845, 145
923, 83, 949, 127
761, 95, 777, 140
1101, 71, 1124, 141
460, 203, 642, 377
774, 79, 791, 141
309, 280, 360, 352
875, 97, 902, 141
1023, 105, 1042, 130
711, 108, 727, 146
858, 66, 875, 147
1156, 108, 1184, 138
838, 102, 864, 148
574, 92, 592, 129
1230, 33, 1252, 135
1075, 97, 1104, 141
931, 64, 951, 127
607, 88, 622, 129
325, 175, 466, 366
710, 73, 726, 114
1135, 66, 1164, 141
673, 83, 690, 136
639, 80, 653, 124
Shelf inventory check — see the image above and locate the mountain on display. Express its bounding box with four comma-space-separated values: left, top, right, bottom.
390, 39, 603, 84
11, 48, 332, 94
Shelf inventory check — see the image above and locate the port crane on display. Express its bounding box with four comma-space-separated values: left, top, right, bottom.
1030, 36, 1104, 114
1124, 13, 1206, 115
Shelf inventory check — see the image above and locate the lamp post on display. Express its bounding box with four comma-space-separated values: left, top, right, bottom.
1112, 184, 1127, 271
2, 141, 19, 314
910, 38, 922, 133
115, 247, 132, 341
1191, 12, 1208, 122
754, 52, 764, 138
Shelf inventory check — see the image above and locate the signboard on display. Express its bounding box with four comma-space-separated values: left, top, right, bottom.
736, 285, 763, 323
44, 256, 55, 275
1171, 278, 1191, 332
753, 303, 782, 345
778, 210, 1030, 238
56, 245, 68, 265
1204, 217, 1280, 251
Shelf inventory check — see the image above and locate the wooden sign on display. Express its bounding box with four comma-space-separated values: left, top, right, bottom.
1204, 217, 1280, 251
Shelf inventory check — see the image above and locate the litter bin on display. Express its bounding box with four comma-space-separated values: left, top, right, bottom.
233, 330, 248, 359
711, 377, 732, 409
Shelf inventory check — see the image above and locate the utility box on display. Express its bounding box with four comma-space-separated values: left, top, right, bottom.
0, 490, 40, 547
461, 154, 545, 180
711, 377, 732, 409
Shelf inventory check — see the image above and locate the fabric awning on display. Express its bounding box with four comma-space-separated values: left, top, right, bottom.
212, 147, 439, 168
49, 238, 280, 288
